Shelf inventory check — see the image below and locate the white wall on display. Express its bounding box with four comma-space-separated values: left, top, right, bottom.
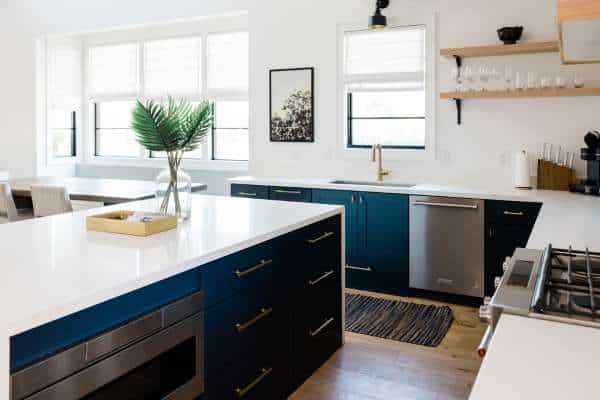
2, 0, 599, 190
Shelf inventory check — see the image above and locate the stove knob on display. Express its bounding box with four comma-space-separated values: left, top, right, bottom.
494, 276, 502, 288
483, 296, 492, 306
479, 305, 492, 322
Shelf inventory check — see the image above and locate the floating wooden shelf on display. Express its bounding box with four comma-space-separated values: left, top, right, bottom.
441, 87, 600, 125
440, 41, 559, 58
440, 87, 600, 99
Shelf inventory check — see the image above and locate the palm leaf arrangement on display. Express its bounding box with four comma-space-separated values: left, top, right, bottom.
132, 97, 213, 215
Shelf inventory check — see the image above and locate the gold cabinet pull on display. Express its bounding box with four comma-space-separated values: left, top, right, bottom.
307, 231, 334, 244
235, 307, 273, 333
346, 265, 372, 272
309, 317, 334, 337
234, 259, 272, 278
309, 270, 334, 286
234, 367, 273, 398
238, 192, 257, 197
274, 189, 302, 195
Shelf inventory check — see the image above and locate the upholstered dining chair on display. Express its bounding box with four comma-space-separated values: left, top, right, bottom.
0, 183, 34, 223
30, 184, 73, 217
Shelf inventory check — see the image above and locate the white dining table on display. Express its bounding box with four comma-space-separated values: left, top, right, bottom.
9, 177, 207, 205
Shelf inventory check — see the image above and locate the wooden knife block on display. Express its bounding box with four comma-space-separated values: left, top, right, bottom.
537, 159, 576, 190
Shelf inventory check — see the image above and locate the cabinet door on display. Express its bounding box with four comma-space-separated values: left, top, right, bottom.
485, 223, 532, 296
230, 184, 269, 200
354, 192, 409, 295
312, 189, 357, 267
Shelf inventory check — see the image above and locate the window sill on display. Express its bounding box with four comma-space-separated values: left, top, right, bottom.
80, 157, 249, 172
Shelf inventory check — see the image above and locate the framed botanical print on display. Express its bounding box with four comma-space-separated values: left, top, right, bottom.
269, 67, 314, 142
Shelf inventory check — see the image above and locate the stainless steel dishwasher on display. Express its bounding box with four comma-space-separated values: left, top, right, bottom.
409, 195, 484, 297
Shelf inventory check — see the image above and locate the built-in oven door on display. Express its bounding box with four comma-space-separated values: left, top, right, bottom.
14, 312, 203, 400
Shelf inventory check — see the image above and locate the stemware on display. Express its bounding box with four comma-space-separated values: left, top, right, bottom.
478, 65, 490, 91
504, 66, 514, 90
540, 75, 551, 89
464, 65, 476, 91
527, 72, 538, 90
515, 72, 526, 90
555, 74, 567, 89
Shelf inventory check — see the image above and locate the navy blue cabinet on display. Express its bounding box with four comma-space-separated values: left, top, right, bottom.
203, 215, 343, 399
231, 184, 269, 199
313, 189, 409, 295
231, 184, 312, 203
485, 200, 541, 296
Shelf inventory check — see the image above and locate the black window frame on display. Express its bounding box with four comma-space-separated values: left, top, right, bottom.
211, 101, 249, 162
93, 102, 139, 158
50, 110, 77, 158
346, 92, 426, 150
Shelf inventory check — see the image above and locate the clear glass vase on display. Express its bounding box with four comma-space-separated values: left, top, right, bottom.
155, 166, 192, 221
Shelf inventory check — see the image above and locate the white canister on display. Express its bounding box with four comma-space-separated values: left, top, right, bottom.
514, 150, 532, 189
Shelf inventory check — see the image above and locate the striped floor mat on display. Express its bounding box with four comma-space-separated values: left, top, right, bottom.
345, 293, 454, 347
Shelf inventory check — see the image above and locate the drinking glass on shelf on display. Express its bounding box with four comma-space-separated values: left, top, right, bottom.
478, 65, 490, 91
464, 65, 476, 91
540, 75, 551, 89
574, 72, 585, 88
515, 72, 526, 90
450, 66, 462, 92
555, 74, 567, 89
504, 66, 514, 90
527, 72, 538, 90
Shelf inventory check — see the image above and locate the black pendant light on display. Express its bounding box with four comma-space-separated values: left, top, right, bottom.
369, 0, 390, 29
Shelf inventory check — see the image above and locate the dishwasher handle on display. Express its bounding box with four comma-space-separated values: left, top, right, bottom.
412, 200, 478, 210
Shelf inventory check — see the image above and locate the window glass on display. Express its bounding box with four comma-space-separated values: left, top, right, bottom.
49, 109, 75, 157
213, 100, 249, 161
95, 101, 139, 157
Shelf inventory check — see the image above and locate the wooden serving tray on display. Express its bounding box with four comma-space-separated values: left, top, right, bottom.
86, 211, 177, 236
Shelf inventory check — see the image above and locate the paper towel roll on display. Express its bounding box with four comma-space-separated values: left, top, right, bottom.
514, 150, 531, 189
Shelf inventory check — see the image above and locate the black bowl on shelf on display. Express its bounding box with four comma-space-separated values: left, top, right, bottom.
497, 26, 523, 45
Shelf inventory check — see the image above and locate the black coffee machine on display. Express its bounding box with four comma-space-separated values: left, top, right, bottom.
571, 131, 600, 195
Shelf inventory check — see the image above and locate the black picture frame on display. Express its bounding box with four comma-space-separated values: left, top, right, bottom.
269, 67, 314, 142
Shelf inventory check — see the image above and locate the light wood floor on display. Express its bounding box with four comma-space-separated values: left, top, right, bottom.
290, 289, 486, 400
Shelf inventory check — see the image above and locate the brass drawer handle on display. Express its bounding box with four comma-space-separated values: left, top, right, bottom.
237, 192, 257, 197
235, 307, 273, 333
310, 317, 334, 337
235, 259, 273, 278
274, 189, 302, 195
503, 210, 524, 216
309, 270, 334, 286
346, 265, 372, 272
307, 231, 334, 244
234, 367, 273, 398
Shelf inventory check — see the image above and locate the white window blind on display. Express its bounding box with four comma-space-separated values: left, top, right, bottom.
88, 43, 138, 96
344, 26, 425, 90
207, 31, 249, 91
143, 37, 202, 96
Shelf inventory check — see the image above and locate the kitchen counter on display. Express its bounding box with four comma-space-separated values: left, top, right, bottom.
229, 176, 600, 250
0, 195, 343, 399
469, 314, 600, 399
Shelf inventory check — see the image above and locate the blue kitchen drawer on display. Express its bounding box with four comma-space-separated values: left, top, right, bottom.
486, 200, 541, 226
269, 186, 312, 202
231, 184, 269, 199
10, 268, 202, 372
201, 236, 286, 309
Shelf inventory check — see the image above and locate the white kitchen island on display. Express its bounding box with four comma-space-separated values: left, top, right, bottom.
0, 195, 344, 399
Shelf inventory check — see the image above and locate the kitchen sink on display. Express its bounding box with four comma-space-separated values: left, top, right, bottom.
329, 180, 416, 188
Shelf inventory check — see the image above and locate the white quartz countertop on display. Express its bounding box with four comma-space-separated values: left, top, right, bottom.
469, 314, 600, 399
0, 194, 342, 399
229, 176, 600, 250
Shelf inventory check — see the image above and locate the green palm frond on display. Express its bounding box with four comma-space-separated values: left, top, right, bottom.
131, 96, 213, 156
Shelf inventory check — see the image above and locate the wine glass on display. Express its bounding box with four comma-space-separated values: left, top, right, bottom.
478, 65, 490, 91
540, 75, 551, 89
464, 66, 476, 91
504, 66, 514, 90
555, 74, 567, 89
450, 66, 462, 92
515, 72, 526, 90
527, 72, 538, 90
